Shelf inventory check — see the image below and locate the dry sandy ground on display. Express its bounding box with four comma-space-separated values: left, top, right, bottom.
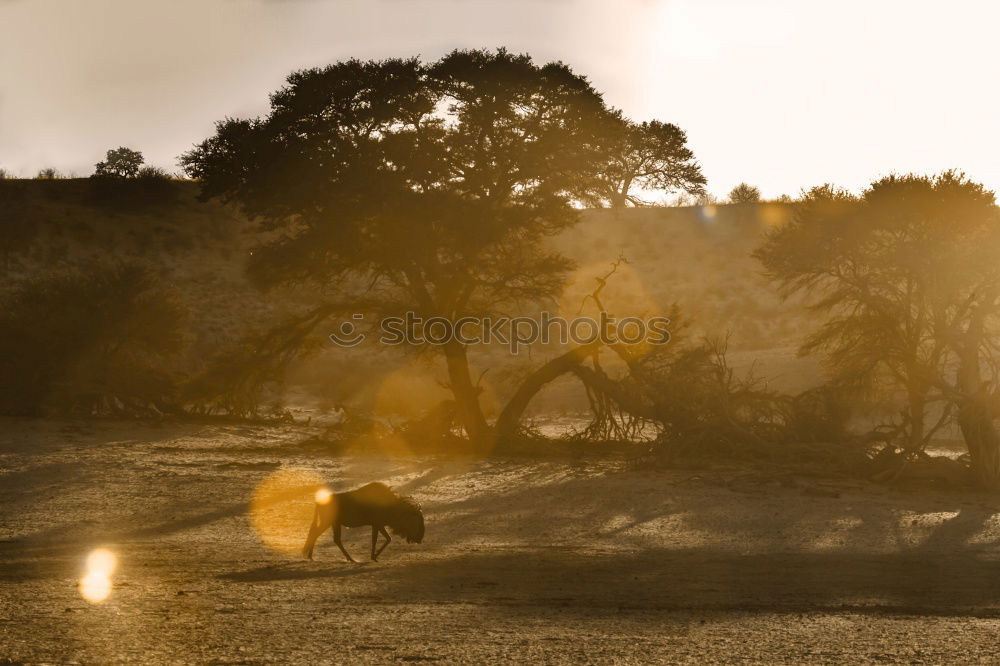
3, 419, 1000, 664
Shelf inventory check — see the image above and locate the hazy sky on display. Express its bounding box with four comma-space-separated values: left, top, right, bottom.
1, 0, 998, 198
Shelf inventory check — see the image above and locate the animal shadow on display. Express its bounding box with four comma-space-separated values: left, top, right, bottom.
220, 562, 377, 583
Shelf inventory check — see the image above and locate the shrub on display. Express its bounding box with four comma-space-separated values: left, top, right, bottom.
0, 263, 187, 416
89, 164, 177, 205
729, 182, 761, 204
35, 168, 61, 180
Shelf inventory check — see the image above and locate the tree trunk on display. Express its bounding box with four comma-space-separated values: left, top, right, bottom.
495, 343, 600, 440
955, 301, 1000, 490
610, 177, 633, 208
957, 393, 1000, 489
442, 341, 490, 445
494, 341, 659, 443
906, 391, 925, 453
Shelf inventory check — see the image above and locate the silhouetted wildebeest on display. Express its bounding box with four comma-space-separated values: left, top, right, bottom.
302, 482, 424, 562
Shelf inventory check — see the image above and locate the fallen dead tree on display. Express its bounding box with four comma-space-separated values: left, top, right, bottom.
493, 326, 872, 473
491, 259, 867, 472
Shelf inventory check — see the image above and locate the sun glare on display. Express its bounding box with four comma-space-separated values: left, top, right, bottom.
315, 487, 333, 504
79, 548, 117, 603
86, 548, 117, 575
249, 468, 325, 556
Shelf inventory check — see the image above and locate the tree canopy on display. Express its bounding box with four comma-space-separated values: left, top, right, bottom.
756, 172, 1000, 485
94, 147, 144, 178
183, 49, 696, 442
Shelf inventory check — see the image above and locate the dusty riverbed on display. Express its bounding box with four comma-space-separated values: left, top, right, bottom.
3, 418, 1000, 664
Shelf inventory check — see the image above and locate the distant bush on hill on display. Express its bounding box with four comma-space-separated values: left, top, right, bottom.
729, 183, 761, 204
89, 166, 179, 205
93, 147, 144, 179
88, 146, 179, 205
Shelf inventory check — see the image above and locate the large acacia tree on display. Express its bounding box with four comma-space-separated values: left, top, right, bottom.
756, 173, 1000, 487
183, 49, 679, 443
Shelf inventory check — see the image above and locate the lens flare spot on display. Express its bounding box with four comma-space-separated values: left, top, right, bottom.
80, 572, 112, 603
250, 468, 325, 556
699, 204, 718, 221
759, 203, 790, 227
79, 548, 117, 603
315, 487, 333, 504
87, 548, 117, 576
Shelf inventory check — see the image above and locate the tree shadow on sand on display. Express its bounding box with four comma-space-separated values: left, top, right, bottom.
206, 468, 1000, 616
6, 452, 1000, 617
309, 546, 1000, 617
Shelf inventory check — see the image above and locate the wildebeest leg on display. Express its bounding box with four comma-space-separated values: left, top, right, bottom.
302, 517, 324, 560
375, 526, 391, 559
332, 523, 355, 563
370, 525, 379, 561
